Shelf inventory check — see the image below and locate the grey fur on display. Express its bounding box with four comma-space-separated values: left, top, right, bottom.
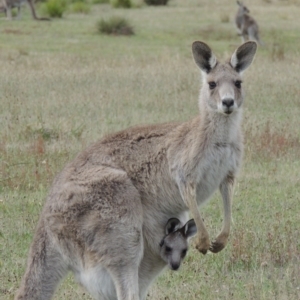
160, 218, 196, 271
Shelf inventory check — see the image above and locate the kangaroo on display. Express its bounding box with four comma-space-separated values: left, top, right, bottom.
15, 40, 257, 300
1, 0, 50, 20
235, 1, 262, 45
159, 218, 197, 271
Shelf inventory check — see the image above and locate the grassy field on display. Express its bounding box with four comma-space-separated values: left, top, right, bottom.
0, 0, 300, 299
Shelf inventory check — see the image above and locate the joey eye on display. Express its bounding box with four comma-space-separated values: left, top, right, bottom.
165, 246, 172, 253
181, 249, 187, 258
235, 81, 242, 89
208, 81, 217, 90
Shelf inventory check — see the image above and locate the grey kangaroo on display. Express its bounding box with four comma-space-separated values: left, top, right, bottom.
235, 1, 262, 45
16, 40, 257, 300
1, 0, 49, 20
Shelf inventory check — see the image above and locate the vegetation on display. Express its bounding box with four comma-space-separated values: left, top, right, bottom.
42, 0, 68, 18
144, 0, 169, 5
110, 0, 132, 8
97, 16, 134, 35
70, 1, 91, 14
0, 0, 300, 299
92, 0, 109, 3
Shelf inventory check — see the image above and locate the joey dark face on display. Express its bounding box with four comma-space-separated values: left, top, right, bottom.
160, 218, 197, 271
160, 231, 188, 271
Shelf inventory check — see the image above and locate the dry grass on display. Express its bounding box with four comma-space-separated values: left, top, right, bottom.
0, 0, 300, 299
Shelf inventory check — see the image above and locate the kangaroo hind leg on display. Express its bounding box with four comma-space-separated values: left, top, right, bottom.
79, 170, 144, 300
109, 265, 140, 300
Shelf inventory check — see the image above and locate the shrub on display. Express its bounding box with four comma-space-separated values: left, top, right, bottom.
43, 0, 67, 18
93, 0, 109, 3
70, 2, 91, 14
144, 0, 169, 5
220, 13, 230, 23
110, 0, 132, 8
97, 16, 134, 35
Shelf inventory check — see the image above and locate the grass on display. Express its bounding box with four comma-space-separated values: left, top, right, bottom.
0, 0, 300, 299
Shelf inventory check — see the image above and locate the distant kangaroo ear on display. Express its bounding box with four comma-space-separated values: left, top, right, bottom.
165, 218, 182, 234
192, 41, 217, 74
230, 41, 257, 73
183, 219, 197, 238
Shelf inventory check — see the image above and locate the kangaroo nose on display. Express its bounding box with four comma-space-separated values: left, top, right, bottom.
222, 98, 234, 108
171, 263, 180, 271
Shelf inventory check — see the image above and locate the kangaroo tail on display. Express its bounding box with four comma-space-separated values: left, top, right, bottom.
15, 219, 67, 300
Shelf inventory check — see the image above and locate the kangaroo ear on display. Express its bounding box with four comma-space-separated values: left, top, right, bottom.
165, 218, 182, 234
230, 41, 257, 73
192, 41, 217, 74
183, 219, 197, 238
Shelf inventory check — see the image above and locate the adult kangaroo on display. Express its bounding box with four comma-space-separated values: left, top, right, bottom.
16, 41, 257, 300
235, 1, 262, 45
1, 0, 50, 20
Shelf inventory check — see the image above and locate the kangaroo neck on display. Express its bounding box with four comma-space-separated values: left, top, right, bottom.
187, 106, 242, 147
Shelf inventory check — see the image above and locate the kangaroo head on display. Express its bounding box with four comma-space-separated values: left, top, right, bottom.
192, 41, 257, 116
159, 218, 197, 271
237, 1, 250, 14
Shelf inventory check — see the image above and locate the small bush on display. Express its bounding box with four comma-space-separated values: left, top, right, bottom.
110, 0, 132, 8
144, 0, 169, 5
93, 0, 109, 3
97, 16, 134, 35
70, 2, 91, 14
220, 13, 230, 23
271, 43, 285, 61
43, 0, 67, 18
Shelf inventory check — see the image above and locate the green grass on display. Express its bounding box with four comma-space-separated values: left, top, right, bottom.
0, 0, 300, 299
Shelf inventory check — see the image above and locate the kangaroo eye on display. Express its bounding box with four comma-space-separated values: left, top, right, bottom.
235, 81, 242, 89
165, 246, 172, 253
181, 249, 187, 258
208, 81, 217, 90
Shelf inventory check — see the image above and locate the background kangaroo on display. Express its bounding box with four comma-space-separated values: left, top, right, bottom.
1, 0, 49, 20
235, 1, 262, 45
16, 40, 256, 300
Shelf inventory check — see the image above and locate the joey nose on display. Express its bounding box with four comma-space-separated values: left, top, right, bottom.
222, 98, 234, 108
171, 263, 180, 271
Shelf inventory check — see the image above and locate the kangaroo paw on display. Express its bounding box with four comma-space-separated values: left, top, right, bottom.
195, 236, 210, 255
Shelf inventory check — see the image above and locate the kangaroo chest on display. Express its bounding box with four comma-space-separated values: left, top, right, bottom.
195, 143, 239, 203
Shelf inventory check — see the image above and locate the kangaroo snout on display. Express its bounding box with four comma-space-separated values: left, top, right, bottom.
222, 98, 235, 114
222, 98, 234, 108
170, 262, 180, 271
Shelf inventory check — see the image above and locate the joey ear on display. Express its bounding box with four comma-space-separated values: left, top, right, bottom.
192, 41, 217, 74
230, 41, 257, 73
183, 219, 197, 238
165, 218, 182, 235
